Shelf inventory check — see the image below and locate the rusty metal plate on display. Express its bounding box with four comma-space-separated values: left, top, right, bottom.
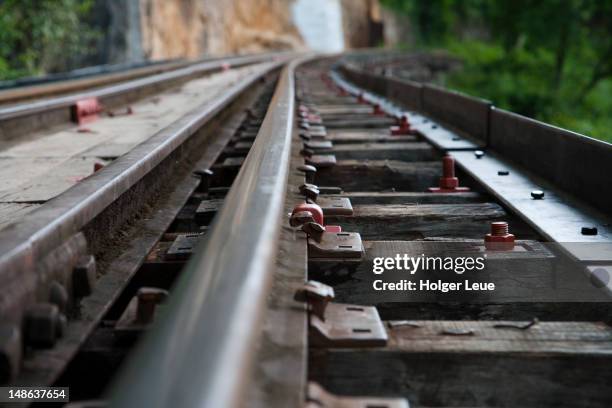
310, 303, 388, 347
307, 128, 328, 138
165, 233, 204, 261
317, 196, 353, 216
306, 154, 336, 168
221, 156, 245, 167
195, 199, 224, 223
305, 382, 410, 408
305, 140, 333, 150
308, 232, 363, 259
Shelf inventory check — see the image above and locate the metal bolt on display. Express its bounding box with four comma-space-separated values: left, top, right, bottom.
531, 190, 545, 199
485, 221, 515, 250
299, 122, 310, 130
474, 150, 484, 159
581, 226, 598, 236
0, 324, 22, 384
297, 164, 317, 183
73, 255, 96, 298
290, 211, 315, 227
136, 288, 168, 325
300, 148, 314, 158
23, 303, 65, 348
299, 183, 320, 201
299, 132, 311, 141
498, 170, 509, 176
49, 281, 68, 313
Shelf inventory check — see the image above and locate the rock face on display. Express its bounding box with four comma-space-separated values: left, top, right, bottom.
139, 0, 304, 60
93, 0, 385, 63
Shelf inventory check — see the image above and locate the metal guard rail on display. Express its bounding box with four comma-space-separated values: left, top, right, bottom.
108, 57, 304, 407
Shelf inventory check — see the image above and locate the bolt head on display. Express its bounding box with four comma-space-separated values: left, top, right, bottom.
49, 281, 68, 313
581, 226, 598, 236
498, 170, 509, 176
531, 190, 545, 199
73, 255, 96, 298
24, 303, 61, 348
474, 150, 484, 159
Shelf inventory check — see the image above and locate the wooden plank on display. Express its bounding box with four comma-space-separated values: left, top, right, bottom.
0, 203, 40, 230
322, 116, 396, 129
321, 142, 436, 161
325, 203, 519, 240
310, 321, 612, 408
327, 130, 417, 144
325, 191, 484, 205
315, 160, 441, 192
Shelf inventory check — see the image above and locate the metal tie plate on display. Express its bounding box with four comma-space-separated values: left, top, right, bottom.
309, 303, 388, 347
306, 154, 337, 168
305, 382, 410, 408
316, 196, 353, 216
305, 140, 333, 150
308, 232, 363, 259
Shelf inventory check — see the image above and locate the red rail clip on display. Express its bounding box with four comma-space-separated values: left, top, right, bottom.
428, 155, 470, 193
73, 97, 102, 125
290, 203, 342, 233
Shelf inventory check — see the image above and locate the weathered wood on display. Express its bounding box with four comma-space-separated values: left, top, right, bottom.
326, 203, 521, 240
321, 142, 436, 161
322, 116, 396, 129
325, 191, 484, 205
327, 130, 418, 144
315, 160, 441, 192
310, 321, 612, 408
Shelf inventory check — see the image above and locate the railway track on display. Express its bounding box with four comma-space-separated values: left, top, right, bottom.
0, 53, 610, 407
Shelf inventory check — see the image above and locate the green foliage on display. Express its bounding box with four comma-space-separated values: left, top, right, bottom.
382, 0, 612, 142
0, 0, 98, 80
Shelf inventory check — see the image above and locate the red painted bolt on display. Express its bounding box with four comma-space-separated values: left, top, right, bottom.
428, 155, 470, 193
485, 221, 515, 250
372, 104, 384, 116
390, 115, 412, 135
93, 162, 105, 172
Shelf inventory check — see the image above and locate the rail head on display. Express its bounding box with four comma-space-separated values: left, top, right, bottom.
107, 56, 308, 407
0, 52, 290, 121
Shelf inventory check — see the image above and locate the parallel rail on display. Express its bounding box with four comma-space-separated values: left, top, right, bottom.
0, 51, 610, 407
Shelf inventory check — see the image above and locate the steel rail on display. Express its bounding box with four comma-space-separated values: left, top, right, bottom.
0, 58, 287, 302
0, 59, 188, 104
107, 56, 305, 408
0, 52, 289, 121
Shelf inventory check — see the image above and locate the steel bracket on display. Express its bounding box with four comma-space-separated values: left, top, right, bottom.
308, 232, 363, 259
305, 382, 409, 408
315, 196, 353, 216
309, 303, 388, 348
306, 154, 336, 168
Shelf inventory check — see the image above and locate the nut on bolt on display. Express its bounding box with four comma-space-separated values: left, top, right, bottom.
49, 281, 68, 313
136, 288, 168, 325
23, 303, 66, 348
73, 255, 96, 298
485, 222, 515, 250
